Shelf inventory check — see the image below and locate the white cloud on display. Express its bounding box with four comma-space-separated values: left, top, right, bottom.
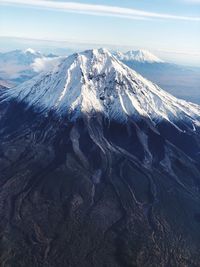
31, 56, 61, 72
1, 0, 200, 21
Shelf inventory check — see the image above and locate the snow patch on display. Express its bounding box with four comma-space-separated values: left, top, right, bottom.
24, 48, 38, 54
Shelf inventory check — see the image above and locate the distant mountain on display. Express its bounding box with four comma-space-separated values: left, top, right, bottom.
0, 48, 58, 86
0, 48, 42, 65
113, 49, 164, 63
1, 49, 200, 266
113, 49, 200, 104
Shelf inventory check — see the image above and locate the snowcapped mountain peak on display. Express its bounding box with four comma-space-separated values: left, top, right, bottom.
24, 48, 39, 55
73, 48, 112, 62
126, 49, 163, 63
114, 49, 164, 63
5, 48, 200, 126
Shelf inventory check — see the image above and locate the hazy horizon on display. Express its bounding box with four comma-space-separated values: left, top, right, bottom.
0, 0, 200, 66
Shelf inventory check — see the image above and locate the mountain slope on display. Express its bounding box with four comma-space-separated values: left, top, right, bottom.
0, 49, 200, 266
0, 85, 7, 91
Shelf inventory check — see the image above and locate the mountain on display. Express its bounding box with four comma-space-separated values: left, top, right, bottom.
113, 50, 200, 104
0, 48, 58, 86
8, 49, 200, 128
0, 48, 41, 64
1, 48, 200, 266
113, 49, 164, 63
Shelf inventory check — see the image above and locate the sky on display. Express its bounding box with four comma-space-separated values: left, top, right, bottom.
0, 0, 200, 66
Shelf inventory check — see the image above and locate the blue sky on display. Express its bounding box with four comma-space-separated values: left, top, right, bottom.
0, 0, 200, 65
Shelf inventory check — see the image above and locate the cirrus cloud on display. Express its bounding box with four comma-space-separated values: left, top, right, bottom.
1, 0, 200, 22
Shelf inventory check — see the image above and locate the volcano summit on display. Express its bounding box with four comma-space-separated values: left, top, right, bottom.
0, 49, 200, 267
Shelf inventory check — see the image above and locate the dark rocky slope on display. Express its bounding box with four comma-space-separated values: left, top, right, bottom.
0, 99, 200, 267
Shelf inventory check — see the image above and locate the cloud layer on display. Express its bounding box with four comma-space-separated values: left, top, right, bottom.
1, 0, 200, 21
31, 56, 61, 73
